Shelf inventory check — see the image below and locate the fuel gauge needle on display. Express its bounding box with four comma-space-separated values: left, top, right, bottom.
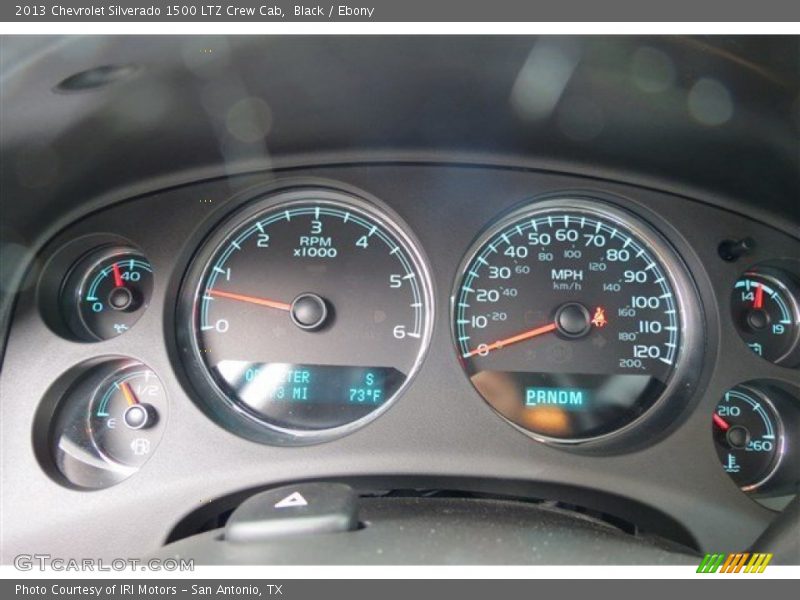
120, 381, 139, 406
206, 289, 291, 311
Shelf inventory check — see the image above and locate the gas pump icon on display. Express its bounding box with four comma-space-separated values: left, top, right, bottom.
130, 438, 150, 456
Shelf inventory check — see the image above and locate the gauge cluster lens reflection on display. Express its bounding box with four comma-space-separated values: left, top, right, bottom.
453, 199, 694, 443
180, 190, 433, 443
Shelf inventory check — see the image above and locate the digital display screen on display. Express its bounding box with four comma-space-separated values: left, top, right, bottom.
470, 371, 662, 439
212, 361, 405, 430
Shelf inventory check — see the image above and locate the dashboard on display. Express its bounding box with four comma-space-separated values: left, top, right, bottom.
1, 35, 798, 564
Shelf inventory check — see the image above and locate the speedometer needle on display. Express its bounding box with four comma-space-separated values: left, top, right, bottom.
207, 289, 292, 311
464, 322, 558, 358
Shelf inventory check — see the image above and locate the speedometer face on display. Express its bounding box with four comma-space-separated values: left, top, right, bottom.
454, 199, 694, 443
179, 189, 432, 445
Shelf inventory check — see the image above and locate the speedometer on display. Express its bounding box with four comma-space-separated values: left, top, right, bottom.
178, 188, 433, 445
453, 198, 701, 443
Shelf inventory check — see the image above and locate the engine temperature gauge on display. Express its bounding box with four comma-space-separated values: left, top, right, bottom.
731, 270, 800, 366
712, 383, 798, 497
713, 385, 783, 492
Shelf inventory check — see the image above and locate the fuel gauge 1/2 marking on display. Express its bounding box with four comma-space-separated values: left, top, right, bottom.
731, 270, 800, 366
61, 246, 154, 341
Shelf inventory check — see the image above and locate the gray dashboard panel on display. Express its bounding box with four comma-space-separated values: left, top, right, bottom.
154, 496, 700, 565
1, 164, 799, 562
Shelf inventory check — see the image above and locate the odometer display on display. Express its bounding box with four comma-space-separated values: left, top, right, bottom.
179, 190, 432, 444
454, 199, 690, 442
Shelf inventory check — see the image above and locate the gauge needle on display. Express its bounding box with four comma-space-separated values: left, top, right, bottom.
713, 413, 730, 431
753, 283, 764, 309
112, 262, 124, 288
207, 289, 292, 311
120, 382, 139, 406
464, 322, 558, 358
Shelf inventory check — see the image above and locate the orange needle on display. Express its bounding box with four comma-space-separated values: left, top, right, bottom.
120, 382, 139, 406
464, 322, 558, 358
207, 289, 291, 311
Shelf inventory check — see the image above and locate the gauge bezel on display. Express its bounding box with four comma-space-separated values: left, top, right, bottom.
450, 196, 705, 447
732, 270, 800, 367
176, 188, 435, 446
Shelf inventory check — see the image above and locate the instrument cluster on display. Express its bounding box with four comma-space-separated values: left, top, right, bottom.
25, 178, 800, 508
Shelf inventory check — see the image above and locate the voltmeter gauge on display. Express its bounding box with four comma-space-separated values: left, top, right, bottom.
60, 246, 153, 341
731, 270, 800, 366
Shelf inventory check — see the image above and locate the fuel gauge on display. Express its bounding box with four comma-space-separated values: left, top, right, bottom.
88, 365, 165, 468
51, 359, 167, 489
731, 269, 800, 366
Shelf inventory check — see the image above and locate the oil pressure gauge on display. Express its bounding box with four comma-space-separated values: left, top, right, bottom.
60, 246, 154, 341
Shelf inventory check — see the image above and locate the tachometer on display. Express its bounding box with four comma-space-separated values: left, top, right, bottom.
453, 198, 700, 443
178, 189, 433, 445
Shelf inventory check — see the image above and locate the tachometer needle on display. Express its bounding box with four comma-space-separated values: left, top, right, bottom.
753, 283, 764, 309
207, 289, 291, 311
112, 262, 124, 288
713, 413, 730, 431
464, 322, 558, 358
120, 381, 139, 406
